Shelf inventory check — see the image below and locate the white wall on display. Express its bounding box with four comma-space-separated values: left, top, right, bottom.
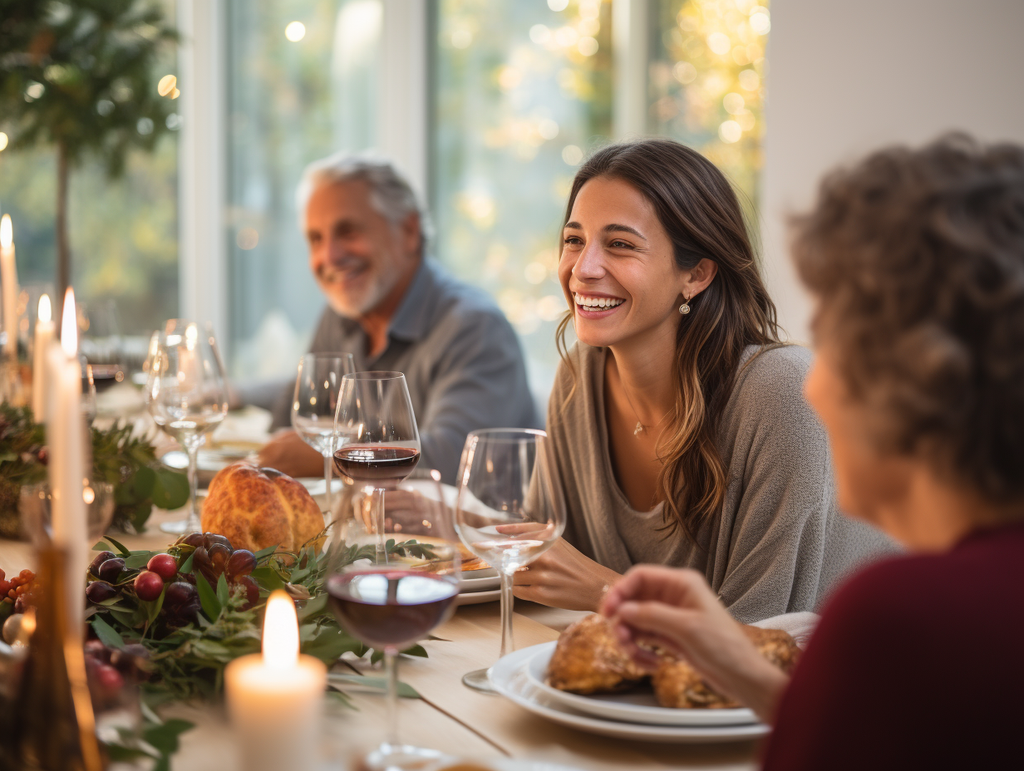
761, 0, 1024, 343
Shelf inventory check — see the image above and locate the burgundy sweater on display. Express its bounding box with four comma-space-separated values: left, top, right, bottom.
762, 522, 1024, 769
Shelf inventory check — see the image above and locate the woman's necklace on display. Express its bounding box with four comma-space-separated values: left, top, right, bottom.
620, 384, 671, 437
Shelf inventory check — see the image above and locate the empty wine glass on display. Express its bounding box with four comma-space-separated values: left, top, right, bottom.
454, 428, 566, 693
290, 352, 355, 517
326, 468, 458, 770
145, 320, 229, 535
333, 372, 421, 560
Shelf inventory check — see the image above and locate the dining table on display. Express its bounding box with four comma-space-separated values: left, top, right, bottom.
0, 507, 761, 771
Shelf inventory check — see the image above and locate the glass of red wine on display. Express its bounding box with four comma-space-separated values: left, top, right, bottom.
332, 371, 421, 560
454, 428, 566, 693
326, 468, 459, 770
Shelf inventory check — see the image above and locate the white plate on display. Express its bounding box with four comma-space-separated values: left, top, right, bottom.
455, 588, 500, 606
490, 644, 769, 744
460, 567, 500, 592
522, 642, 756, 727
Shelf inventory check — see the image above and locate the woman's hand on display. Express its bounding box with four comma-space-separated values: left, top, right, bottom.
601, 565, 789, 724
512, 538, 621, 611
257, 429, 325, 477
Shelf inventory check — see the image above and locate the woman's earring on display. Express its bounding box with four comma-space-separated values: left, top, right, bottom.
678, 297, 691, 315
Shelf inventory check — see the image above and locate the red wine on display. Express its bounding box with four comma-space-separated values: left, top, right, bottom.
333, 445, 420, 484
326, 571, 459, 649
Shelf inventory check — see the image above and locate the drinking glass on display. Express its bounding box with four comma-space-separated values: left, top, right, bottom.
290, 352, 355, 517
454, 428, 566, 693
145, 320, 229, 535
326, 469, 459, 770
333, 372, 421, 559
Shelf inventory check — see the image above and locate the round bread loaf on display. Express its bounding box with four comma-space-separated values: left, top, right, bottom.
201, 463, 324, 553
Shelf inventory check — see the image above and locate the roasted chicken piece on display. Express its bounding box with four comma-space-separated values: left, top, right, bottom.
653, 625, 801, 709
546, 614, 650, 694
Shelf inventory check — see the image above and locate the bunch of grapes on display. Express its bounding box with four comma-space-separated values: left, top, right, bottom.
85, 532, 259, 630
0, 567, 36, 613
83, 638, 151, 711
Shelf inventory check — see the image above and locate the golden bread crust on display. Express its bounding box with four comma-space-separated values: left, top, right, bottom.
201, 463, 324, 553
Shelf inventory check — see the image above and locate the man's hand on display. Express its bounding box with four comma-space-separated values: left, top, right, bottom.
512, 537, 622, 611
601, 565, 789, 723
257, 429, 325, 477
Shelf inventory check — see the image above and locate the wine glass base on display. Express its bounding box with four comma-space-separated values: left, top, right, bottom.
362, 742, 447, 770
461, 667, 497, 694
159, 519, 192, 535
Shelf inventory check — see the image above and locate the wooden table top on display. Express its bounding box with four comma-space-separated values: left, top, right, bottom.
0, 507, 760, 771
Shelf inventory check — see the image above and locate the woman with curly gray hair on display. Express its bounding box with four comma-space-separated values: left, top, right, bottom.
601, 134, 1024, 769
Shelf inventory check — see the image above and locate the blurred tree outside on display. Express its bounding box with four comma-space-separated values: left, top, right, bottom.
0, 0, 180, 332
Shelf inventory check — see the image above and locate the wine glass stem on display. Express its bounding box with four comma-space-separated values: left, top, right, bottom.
322, 451, 333, 517
384, 646, 400, 749
498, 571, 515, 659
373, 487, 387, 562
185, 442, 201, 532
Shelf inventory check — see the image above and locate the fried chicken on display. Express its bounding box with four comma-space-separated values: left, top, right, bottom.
545, 614, 650, 694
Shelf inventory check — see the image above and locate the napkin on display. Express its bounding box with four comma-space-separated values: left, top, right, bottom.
751, 611, 819, 648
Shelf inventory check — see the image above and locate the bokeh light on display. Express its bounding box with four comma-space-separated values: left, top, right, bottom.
284, 21, 306, 41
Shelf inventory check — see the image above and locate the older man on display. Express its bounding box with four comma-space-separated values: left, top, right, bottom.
258, 153, 538, 483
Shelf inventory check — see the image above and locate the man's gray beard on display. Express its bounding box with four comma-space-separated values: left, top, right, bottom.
324, 272, 396, 320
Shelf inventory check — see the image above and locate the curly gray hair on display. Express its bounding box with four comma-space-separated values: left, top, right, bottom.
296, 152, 433, 255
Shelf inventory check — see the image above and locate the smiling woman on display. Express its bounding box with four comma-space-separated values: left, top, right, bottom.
512, 139, 894, 618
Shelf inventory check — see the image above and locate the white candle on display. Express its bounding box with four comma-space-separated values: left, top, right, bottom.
46, 287, 87, 638
225, 591, 327, 771
31, 294, 55, 423
0, 215, 19, 359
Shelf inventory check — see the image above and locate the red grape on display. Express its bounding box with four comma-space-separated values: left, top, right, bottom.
95, 663, 124, 697
164, 581, 197, 608
85, 582, 118, 604
89, 551, 116, 575
134, 571, 164, 602
146, 553, 178, 582
236, 575, 260, 609
203, 533, 232, 551
97, 558, 125, 583
182, 532, 205, 548
226, 549, 256, 580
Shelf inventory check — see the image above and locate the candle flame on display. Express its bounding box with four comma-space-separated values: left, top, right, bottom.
262, 590, 299, 669
61, 288, 77, 356
0, 214, 11, 248
38, 294, 51, 323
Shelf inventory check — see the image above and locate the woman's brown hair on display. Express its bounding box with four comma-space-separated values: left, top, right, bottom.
791, 134, 1024, 504
556, 139, 781, 542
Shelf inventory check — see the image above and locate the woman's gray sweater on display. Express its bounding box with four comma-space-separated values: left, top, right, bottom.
546, 343, 896, 623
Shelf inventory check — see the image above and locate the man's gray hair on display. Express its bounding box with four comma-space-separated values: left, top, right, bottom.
295, 151, 433, 254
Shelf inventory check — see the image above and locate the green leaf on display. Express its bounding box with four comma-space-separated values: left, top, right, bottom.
301, 626, 365, 662
142, 718, 193, 756
131, 465, 157, 498
253, 544, 279, 561
145, 589, 166, 627
92, 615, 126, 649
102, 536, 132, 557
178, 552, 194, 574
402, 644, 428, 659
125, 551, 157, 569
195, 573, 222, 622
216, 573, 229, 606
250, 566, 286, 593
327, 674, 421, 699
152, 467, 189, 509
296, 593, 328, 622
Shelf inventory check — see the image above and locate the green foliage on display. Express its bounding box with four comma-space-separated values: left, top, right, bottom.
0, 0, 179, 175
0, 403, 189, 536
87, 533, 431, 703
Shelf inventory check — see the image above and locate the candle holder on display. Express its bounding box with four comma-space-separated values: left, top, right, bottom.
18, 480, 116, 546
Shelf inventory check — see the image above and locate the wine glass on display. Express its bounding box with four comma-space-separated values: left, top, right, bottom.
333, 372, 421, 560
145, 320, 229, 535
326, 469, 459, 770
454, 428, 566, 693
290, 352, 355, 517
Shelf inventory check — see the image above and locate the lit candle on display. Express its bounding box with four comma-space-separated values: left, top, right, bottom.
46, 287, 87, 638
0, 214, 19, 359
31, 294, 55, 422
225, 591, 327, 771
